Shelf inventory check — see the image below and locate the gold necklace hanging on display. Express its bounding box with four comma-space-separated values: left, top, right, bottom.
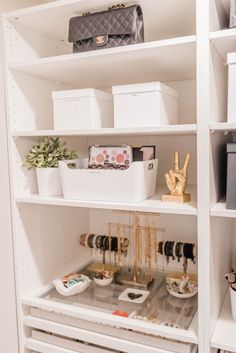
151, 214, 158, 268
118, 224, 122, 266
137, 215, 142, 276
108, 223, 112, 266
145, 215, 152, 280
133, 212, 140, 283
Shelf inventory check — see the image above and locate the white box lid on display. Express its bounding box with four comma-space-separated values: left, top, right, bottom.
112, 82, 178, 98
52, 88, 112, 101
227, 52, 236, 65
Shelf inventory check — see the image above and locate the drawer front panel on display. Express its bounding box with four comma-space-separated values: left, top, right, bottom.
25, 308, 193, 353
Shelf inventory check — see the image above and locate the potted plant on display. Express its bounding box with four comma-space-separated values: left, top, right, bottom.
24, 137, 77, 196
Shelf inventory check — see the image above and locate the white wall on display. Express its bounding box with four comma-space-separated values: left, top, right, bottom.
0, 2, 45, 353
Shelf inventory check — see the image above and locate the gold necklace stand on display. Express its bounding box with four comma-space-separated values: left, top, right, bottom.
113, 211, 165, 288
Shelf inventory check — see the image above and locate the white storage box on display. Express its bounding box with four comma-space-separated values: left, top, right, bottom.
230, 287, 236, 321
59, 159, 158, 202
52, 89, 113, 130
112, 82, 178, 128
228, 53, 236, 122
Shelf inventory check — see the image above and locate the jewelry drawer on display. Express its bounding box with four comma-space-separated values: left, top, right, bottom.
26, 330, 180, 353
27, 330, 122, 353
24, 308, 196, 353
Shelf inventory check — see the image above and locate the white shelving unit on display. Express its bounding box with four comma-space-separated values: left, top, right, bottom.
2, 0, 236, 353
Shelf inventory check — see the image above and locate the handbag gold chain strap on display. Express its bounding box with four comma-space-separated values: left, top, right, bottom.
108, 4, 126, 10
83, 4, 125, 15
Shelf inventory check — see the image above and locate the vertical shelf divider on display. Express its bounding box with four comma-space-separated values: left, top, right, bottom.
196, 1, 212, 353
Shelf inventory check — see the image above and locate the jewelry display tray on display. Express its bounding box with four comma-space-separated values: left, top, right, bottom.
43, 264, 197, 330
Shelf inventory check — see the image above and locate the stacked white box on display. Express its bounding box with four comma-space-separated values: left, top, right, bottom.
228, 53, 236, 122
112, 82, 178, 128
52, 88, 113, 129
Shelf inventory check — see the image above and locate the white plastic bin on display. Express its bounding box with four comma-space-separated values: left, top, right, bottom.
59, 159, 158, 202
112, 82, 178, 128
230, 287, 236, 321
52, 89, 113, 130
227, 53, 236, 122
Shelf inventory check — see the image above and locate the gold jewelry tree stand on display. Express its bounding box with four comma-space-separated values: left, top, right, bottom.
113, 211, 165, 288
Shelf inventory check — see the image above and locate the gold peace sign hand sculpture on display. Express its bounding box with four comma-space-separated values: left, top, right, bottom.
162, 151, 191, 203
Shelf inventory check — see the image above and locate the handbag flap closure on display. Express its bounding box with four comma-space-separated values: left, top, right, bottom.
68, 5, 142, 43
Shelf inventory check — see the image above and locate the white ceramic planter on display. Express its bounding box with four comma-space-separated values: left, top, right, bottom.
36, 167, 62, 197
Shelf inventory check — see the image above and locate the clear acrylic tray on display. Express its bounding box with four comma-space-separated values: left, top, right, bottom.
43, 264, 197, 330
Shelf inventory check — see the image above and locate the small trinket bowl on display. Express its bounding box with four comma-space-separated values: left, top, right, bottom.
166, 275, 198, 299
53, 273, 91, 296
93, 271, 114, 286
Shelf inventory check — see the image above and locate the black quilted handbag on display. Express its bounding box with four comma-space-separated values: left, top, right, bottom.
68, 4, 144, 53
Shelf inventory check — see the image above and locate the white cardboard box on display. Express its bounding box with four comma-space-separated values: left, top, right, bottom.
52, 88, 113, 130
112, 82, 178, 128
228, 53, 236, 123
230, 287, 236, 321
59, 159, 158, 202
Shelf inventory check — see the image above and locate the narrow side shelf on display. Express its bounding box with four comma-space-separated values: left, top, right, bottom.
15, 185, 197, 216
211, 290, 236, 352
210, 122, 236, 132
210, 28, 236, 60
8, 36, 196, 86
12, 125, 197, 137
211, 199, 236, 218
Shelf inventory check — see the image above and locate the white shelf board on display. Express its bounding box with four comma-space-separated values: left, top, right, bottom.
4, 0, 196, 44
211, 199, 236, 218
15, 185, 197, 216
210, 28, 236, 60
12, 124, 197, 137
9, 36, 196, 86
211, 290, 236, 352
210, 122, 236, 132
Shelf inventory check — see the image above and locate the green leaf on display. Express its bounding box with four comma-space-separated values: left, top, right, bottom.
23, 137, 78, 169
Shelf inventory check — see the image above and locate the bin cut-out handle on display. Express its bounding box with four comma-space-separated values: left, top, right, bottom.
60, 159, 88, 170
